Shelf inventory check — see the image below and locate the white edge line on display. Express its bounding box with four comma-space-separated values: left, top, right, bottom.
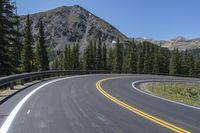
0, 74, 96, 133
132, 80, 200, 111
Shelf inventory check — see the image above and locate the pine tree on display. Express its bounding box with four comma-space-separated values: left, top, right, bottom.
79, 56, 83, 70
68, 45, 72, 69
114, 37, 123, 70
93, 41, 97, 69
74, 43, 80, 69
169, 49, 181, 75
0, 0, 20, 75
82, 49, 87, 70
143, 54, 150, 73
137, 44, 144, 73
58, 51, 64, 70
158, 46, 170, 73
123, 41, 131, 71
52, 51, 61, 70
194, 56, 200, 76
157, 46, 163, 73
12, 3, 22, 73
149, 44, 154, 72
64, 45, 69, 70
129, 39, 137, 73
123, 40, 136, 72
177, 50, 183, 74
97, 39, 103, 70
53, 58, 59, 70
21, 14, 36, 72
169, 50, 176, 75
108, 48, 114, 70
152, 46, 159, 73
71, 44, 75, 69
36, 43, 40, 69
89, 41, 95, 69
85, 45, 91, 70
102, 43, 107, 70
143, 43, 151, 73
188, 55, 194, 76
36, 20, 49, 71
182, 49, 190, 75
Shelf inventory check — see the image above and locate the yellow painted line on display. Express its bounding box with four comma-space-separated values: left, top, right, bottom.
96, 76, 190, 133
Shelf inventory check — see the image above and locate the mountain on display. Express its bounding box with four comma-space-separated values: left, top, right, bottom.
18, 5, 200, 53
18, 5, 128, 51
135, 36, 200, 51
163, 37, 200, 51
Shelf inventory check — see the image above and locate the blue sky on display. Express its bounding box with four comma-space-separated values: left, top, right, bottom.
16, 0, 200, 40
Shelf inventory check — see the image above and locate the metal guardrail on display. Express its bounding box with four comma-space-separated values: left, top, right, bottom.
0, 70, 128, 89
0, 70, 199, 89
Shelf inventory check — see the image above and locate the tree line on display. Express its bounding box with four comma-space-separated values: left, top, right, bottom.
0, 0, 49, 75
52, 38, 200, 77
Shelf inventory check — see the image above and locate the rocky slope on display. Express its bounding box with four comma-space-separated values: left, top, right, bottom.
135, 36, 200, 51
18, 5, 128, 51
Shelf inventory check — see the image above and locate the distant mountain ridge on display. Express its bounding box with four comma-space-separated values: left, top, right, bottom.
135, 36, 200, 51
18, 5, 128, 51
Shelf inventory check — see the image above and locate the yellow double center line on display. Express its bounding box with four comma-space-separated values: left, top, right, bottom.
96, 77, 190, 133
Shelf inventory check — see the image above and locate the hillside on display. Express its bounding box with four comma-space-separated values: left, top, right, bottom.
18, 5, 128, 51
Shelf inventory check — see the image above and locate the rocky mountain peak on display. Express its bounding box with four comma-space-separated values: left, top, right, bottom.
18, 5, 127, 51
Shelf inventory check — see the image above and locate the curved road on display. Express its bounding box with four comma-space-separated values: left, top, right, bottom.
0, 74, 200, 133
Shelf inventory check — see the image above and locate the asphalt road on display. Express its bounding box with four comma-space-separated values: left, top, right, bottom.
0, 74, 200, 133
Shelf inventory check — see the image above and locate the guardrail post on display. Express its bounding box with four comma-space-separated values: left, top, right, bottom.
151, 82, 154, 91
198, 82, 200, 101
21, 79, 24, 85
163, 82, 166, 95
10, 82, 14, 89
30, 77, 32, 82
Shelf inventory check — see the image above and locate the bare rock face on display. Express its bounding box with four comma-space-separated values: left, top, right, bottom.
18, 5, 127, 51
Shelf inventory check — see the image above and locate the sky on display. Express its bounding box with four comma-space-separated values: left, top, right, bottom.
16, 0, 200, 40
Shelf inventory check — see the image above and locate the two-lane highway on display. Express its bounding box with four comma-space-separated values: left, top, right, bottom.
0, 74, 200, 133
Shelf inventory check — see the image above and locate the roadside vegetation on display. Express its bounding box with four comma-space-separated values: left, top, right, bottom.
140, 82, 200, 107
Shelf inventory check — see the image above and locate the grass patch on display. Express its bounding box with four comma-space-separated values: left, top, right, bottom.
140, 82, 200, 107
